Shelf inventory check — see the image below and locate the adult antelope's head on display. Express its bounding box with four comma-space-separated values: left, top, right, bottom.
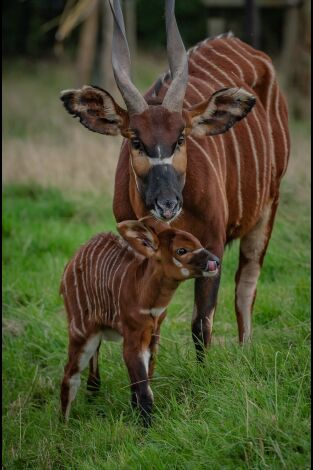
61, 0, 255, 222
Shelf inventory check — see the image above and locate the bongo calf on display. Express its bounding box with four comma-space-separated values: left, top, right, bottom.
60, 217, 219, 426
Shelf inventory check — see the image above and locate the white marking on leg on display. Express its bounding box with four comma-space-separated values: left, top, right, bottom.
237, 205, 272, 342
236, 262, 260, 342
78, 333, 102, 371
140, 349, 150, 375
65, 372, 81, 422
139, 306, 166, 316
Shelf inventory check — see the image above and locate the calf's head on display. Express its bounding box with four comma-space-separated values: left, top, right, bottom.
117, 217, 220, 282
60, 0, 255, 222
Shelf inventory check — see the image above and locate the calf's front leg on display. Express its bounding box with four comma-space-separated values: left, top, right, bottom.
123, 327, 153, 427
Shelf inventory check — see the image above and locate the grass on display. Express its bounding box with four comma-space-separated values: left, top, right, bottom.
3, 58, 311, 468
2, 177, 310, 468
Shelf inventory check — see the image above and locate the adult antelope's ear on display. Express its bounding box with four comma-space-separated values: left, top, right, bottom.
60, 85, 129, 136
117, 220, 160, 258
187, 88, 256, 137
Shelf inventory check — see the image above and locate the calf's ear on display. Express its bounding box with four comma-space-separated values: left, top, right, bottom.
117, 220, 160, 258
60, 85, 129, 136
187, 87, 256, 137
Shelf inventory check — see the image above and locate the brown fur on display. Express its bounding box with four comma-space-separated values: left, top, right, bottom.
60, 218, 219, 424
60, 34, 290, 356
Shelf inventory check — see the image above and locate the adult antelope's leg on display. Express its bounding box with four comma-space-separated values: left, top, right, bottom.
192, 273, 222, 361
235, 199, 279, 343
61, 332, 102, 421
87, 343, 101, 393
123, 327, 153, 427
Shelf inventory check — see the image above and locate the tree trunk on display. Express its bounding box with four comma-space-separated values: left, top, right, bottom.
76, 1, 99, 87
99, 0, 119, 98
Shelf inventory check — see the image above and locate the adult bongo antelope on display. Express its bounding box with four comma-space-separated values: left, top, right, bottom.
60, 217, 220, 425
60, 0, 290, 358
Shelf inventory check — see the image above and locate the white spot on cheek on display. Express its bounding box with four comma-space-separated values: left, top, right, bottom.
181, 268, 190, 277
172, 257, 182, 267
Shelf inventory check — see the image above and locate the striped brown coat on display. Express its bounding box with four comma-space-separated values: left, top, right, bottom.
60, 218, 220, 424
60, 1, 290, 360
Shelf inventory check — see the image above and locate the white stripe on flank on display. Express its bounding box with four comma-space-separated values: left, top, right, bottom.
101, 245, 117, 322
204, 43, 245, 81
229, 128, 243, 221
245, 115, 261, 217
189, 135, 229, 223
217, 134, 227, 184
222, 39, 258, 87
72, 251, 86, 333
231, 38, 276, 180
274, 81, 289, 175
116, 258, 134, 320
69, 318, 85, 339
110, 249, 129, 322
252, 110, 268, 210
105, 246, 122, 322
79, 242, 92, 316
101, 245, 119, 324
189, 57, 240, 221
210, 135, 224, 186
193, 51, 260, 218
88, 236, 105, 318
188, 80, 206, 101
93, 239, 111, 320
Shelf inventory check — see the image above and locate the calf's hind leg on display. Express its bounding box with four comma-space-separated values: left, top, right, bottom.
235, 199, 279, 343
61, 332, 102, 421
87, 343, 101, 393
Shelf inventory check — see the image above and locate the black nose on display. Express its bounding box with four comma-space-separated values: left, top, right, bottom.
155, 198, 180, 220
213, 257, 220, 267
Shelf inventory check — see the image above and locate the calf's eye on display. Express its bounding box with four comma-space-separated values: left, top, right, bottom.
132, 138, 142, 150
177, 134, 185, 146
176, 248, 187, 256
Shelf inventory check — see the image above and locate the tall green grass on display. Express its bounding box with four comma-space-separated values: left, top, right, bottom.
3, 179, 310, 469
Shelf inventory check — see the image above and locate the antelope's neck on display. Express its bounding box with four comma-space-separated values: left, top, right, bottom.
135, 259, 179, 314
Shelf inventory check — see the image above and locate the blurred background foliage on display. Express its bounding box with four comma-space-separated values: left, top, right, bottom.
3, 0, 311, 119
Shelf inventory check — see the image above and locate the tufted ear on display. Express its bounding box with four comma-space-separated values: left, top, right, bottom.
60, 85, 129, 136
117, 220, 160, 258
187, 87, 256, 137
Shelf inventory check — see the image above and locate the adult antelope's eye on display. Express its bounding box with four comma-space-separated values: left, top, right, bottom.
177, 134, 185, 146
131, 138, 142, 150
176, 248, 187, 256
